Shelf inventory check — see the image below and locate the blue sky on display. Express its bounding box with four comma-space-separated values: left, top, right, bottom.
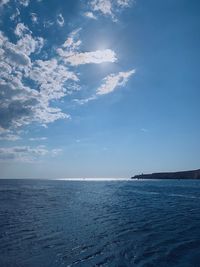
0, 0, 200, 178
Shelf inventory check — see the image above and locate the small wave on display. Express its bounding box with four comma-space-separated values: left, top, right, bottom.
166, 193, 200, 199
129, 189, 200, 199
165, 239, 200, 262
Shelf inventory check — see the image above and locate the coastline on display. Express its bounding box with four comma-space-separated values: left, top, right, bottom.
132, 169, 200, 180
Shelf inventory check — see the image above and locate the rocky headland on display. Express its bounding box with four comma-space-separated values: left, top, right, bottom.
132, 169, 200, 179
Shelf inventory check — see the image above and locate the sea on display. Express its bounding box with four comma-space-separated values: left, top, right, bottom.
0, 179, 200, 267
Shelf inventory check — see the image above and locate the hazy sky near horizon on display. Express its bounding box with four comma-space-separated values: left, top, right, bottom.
0, 0, 200, 178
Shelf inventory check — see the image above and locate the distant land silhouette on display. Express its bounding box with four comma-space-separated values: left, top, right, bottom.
132, 169, 200, 180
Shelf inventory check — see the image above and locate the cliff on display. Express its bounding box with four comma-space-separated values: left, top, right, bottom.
132, 169, 200, 180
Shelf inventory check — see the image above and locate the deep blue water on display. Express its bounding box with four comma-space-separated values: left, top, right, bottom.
1, 179, 200, 267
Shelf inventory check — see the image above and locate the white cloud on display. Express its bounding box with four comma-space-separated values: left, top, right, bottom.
117, 0, 132, 7
10, 8, 20, 21
15, 23, 44, 56
1, 32, 31, 66
88, 0, 133, 21
29, 58, 78, 99
91, 0, 113, 16
29, 137, 47, 141
62, 38, 81, 50
96, 69, 135, 95
75, 69, 135, 104
18, 0, 30, 7
58, 49, 117, 66
58, 28, 82, 62
74, 95, 97, 105
0, 28, 78, 132
14, 23, 29, 37
0, 0, 10, 7
43, 20, 54, 28
17, 35, 44, 56
30, 13, 38, 24
57, 13, 64, 27
0, 134, 21, 141
84, 12, 97, 20
57, 29, 117, 66
0, 145, 61, 162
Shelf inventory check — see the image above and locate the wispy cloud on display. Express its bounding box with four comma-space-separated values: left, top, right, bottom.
84, 11, 97, 20
10, 8, 20, 21
57, 29, 117, 66
43, 20, 54, 28
0, 134, 21, 141
15, 24, 44, 56
29, 137, 47, 141
0, 145, 61, 162
14, 23, 29, 37
30, 13, 38, 24
87, 0, 133, 21
62, 28, 82, 49
59, 49, 117, 66
18, 0, 30, 7
75, 70, 135, 104
91, 0, 113, 18
57, 13, 64, 27
97, 69, 135, 95
117, 0, 132, 7
29, 58, 78, 99
74, 95, 97, 105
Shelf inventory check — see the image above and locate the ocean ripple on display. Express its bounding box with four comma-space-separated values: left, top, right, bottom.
0, 179, 200, 267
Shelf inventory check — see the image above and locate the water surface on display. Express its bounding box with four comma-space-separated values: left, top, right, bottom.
0, 179, 200, 267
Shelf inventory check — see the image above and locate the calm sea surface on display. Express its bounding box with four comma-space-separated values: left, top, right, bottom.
1, 179, 200, 267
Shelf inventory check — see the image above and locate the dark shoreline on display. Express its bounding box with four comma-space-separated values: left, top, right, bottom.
131, 169, 200, 180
